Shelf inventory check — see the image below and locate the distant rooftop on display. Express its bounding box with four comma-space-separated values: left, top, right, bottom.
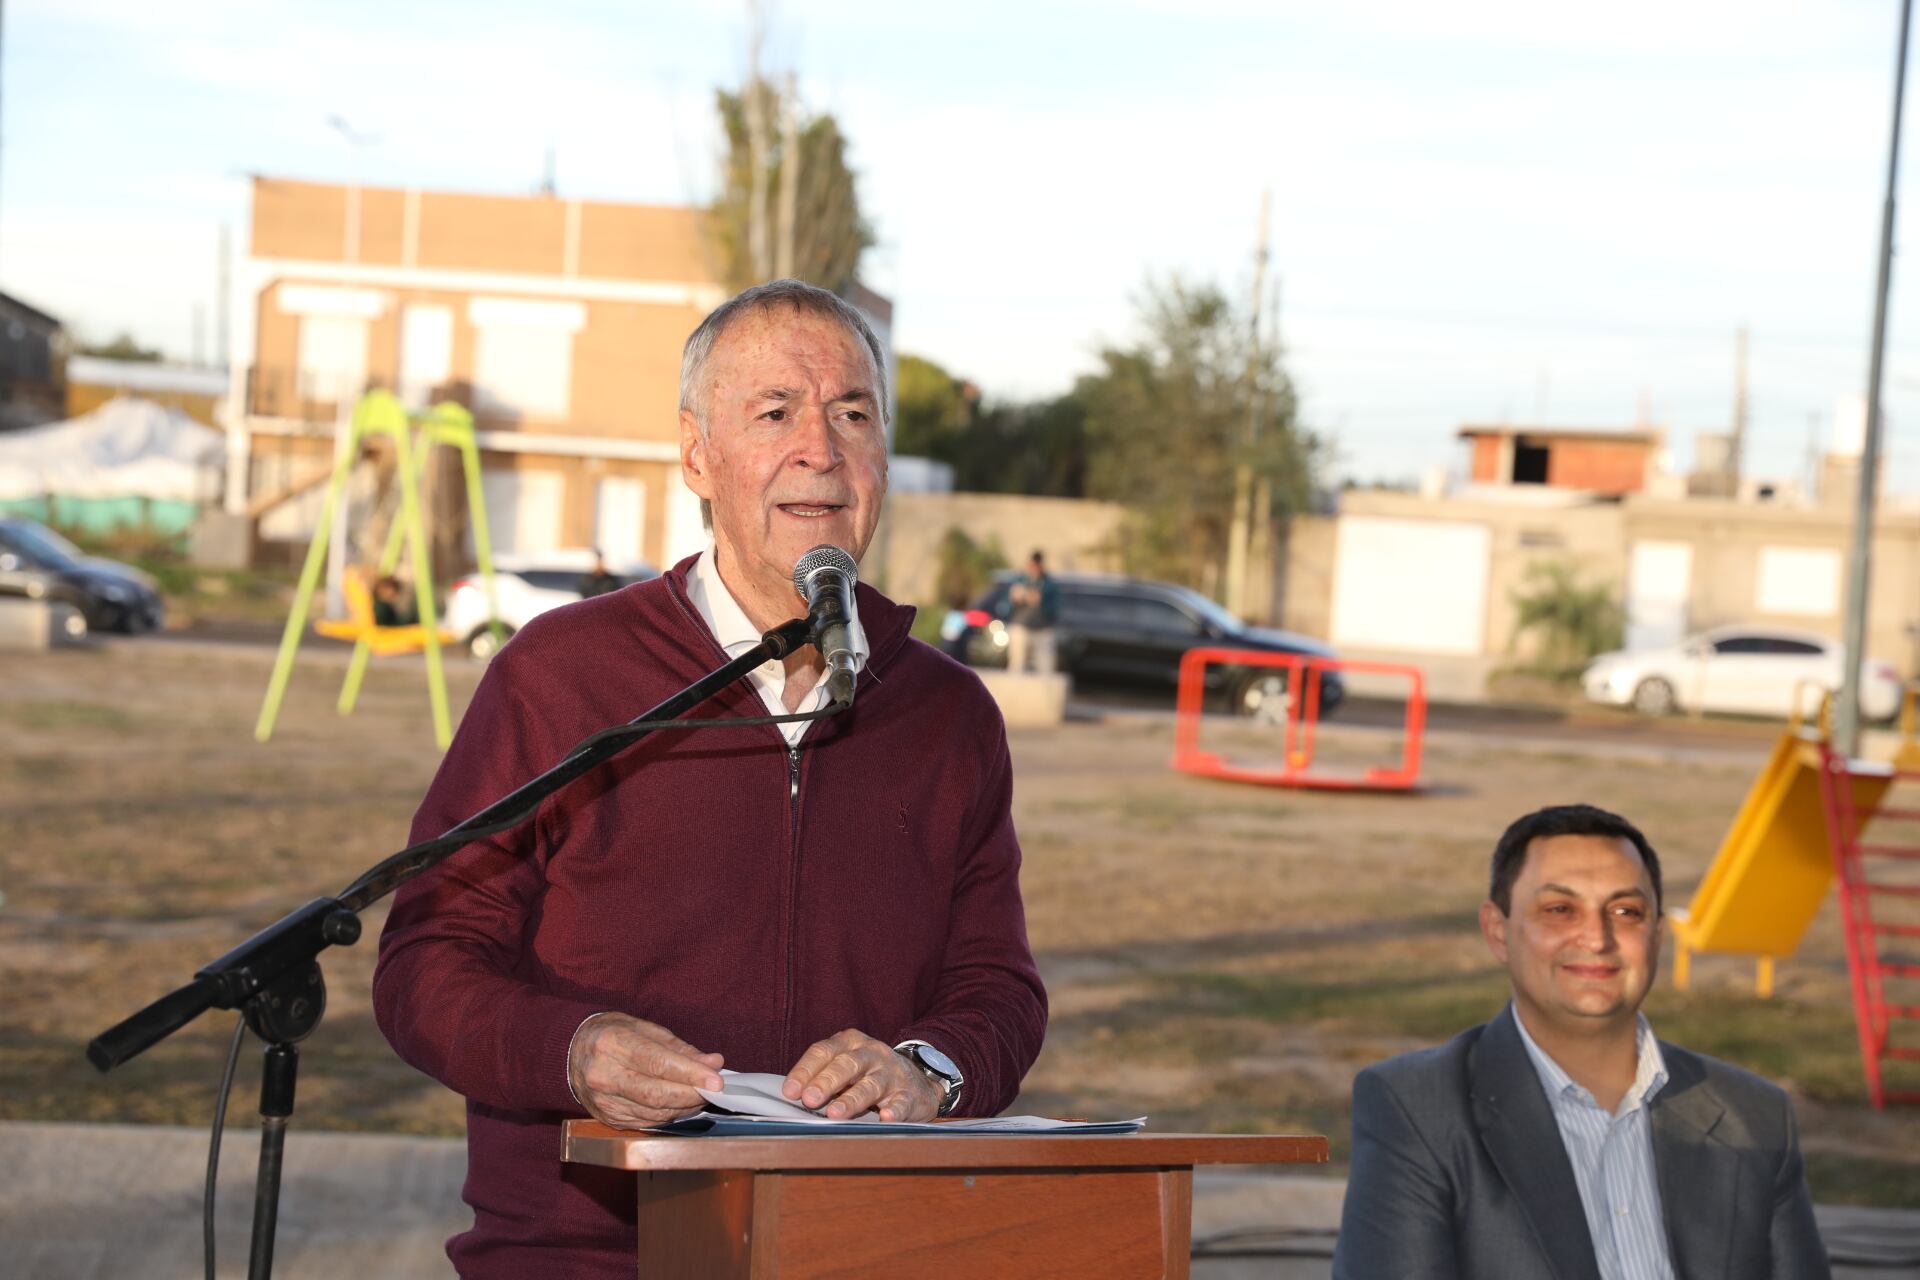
1457, 423, 1663, 445
66, 357, 227, 396
1459, 422, 1661, 496
0, 289, 62, 331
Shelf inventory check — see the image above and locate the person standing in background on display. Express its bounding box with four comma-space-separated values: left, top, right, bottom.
577, 550, 621, 599
1006, 549, 1060, 675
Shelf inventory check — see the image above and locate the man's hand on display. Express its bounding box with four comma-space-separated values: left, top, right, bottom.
783, 1029, 942, 1122
567, 1013, 724, 1129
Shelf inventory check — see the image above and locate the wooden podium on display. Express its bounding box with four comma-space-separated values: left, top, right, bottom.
563, 1121, 1328, 1279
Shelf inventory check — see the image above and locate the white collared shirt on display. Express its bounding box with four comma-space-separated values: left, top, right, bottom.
1511, 1005, 1676, 1280
684, 544, 869, 747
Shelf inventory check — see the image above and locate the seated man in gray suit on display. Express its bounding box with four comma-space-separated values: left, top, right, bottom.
1333, 803, 1828, 1280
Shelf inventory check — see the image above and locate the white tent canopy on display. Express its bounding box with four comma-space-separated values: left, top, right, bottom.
0, 396, 223, 502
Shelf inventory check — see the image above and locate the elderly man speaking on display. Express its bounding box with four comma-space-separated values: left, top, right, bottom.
373, 280, 1048, 1278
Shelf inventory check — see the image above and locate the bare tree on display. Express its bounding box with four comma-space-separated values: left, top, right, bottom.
709, 77, 873, 295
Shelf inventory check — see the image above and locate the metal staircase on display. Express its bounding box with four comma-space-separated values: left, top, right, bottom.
1817, 747, 1920, 1108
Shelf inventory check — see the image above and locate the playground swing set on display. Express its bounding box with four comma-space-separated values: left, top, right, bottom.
254, 390, 504, 751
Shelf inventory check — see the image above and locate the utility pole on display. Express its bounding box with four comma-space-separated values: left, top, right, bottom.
1224, 190, 1270, 618
216, 223, 231, 371
1805, 411, 1822, 504
1247, 275, 1284, 621
1727, 325, 1749, 495
327, 115, 376, 264
1837, 0, 1913, 756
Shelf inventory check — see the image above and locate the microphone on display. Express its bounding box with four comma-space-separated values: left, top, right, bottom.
791, 545, 860, 707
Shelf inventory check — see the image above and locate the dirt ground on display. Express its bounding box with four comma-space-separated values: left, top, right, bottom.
4, 640, 1917, 1205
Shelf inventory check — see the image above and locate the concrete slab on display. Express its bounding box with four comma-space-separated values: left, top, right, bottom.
0, 597, 86, 650
975, 671, 1070, 727
0, 1122, 466, 1280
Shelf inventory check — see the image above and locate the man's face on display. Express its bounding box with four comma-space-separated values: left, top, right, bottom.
680, 306, 887, 600
1479, 834, 1662, 1034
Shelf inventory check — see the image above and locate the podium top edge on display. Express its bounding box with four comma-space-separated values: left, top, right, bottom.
561, 1122, 1329, 1172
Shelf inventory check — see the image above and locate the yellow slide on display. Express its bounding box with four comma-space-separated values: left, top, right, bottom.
1672, 695, 1920, 997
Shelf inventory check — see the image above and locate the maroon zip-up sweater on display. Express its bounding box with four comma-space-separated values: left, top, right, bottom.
371, 558, 1048, 1278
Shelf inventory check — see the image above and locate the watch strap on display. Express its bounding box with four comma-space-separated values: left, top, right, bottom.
893, 1039, 963, 1116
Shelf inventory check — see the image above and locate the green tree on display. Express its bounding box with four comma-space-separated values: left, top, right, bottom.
1079, 277, 1315, 587
933, 526, 1008, 609
964, 391, 1087, 497
78, 333, 163, 362
1508, 560, 1624, 679
893, 354, 976, 461
892, 353, 1088, 498
709, 79, 874, 294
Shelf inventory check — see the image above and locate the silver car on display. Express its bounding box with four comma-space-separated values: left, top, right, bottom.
1582, 625, 1905, 720
443, 550, 657, 659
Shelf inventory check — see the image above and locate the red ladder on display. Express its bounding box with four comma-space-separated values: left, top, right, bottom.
1816, 747, 1920, 1108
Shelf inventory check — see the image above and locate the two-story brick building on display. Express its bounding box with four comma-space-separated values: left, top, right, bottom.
225, 176, 892, 569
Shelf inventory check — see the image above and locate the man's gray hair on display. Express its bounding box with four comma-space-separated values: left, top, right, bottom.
679, 278, 891, 438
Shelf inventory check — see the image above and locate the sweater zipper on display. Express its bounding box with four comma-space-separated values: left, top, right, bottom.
781, 740, 802, 1056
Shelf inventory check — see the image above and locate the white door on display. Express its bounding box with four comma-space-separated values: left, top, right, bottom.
399, 305, 454, 408
1627, 542, 1692, 652
595, 477, 646, 566
479, 469, 566, 556
1328, 516, 1491, 655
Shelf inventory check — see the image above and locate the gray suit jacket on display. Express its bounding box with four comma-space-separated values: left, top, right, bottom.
1332, 1008, 1828, 1279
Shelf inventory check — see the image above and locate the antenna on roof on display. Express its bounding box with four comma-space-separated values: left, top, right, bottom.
538, 144, 557, 197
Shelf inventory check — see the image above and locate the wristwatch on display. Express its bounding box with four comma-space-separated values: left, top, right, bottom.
893, 1039, 964, 1116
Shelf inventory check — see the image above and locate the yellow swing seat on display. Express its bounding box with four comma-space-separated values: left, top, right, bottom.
314, 573, 452, 656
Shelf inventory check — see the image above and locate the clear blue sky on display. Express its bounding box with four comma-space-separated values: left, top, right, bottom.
7, 0, 1920, 491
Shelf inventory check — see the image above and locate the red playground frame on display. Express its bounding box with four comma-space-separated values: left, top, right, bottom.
1171, 648, 1427, 792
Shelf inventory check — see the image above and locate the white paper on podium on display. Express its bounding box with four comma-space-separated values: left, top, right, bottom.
695, 1070, 874, 1122
674, 1070, 1146, 1135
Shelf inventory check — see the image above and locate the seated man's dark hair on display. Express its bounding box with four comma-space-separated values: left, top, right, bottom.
1488, 803, 1662, 915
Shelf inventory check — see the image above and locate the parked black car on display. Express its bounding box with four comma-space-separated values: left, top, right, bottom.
941, 572, 1343, 717
0, 517, 165, 635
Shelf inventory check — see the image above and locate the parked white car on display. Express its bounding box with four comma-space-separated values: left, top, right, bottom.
1582, 625, 1906, 721
444, 550, 658, 659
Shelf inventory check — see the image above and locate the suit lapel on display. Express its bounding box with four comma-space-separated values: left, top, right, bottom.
1650, 1045, 1737, 1280
1472, 1009, 1605, 1280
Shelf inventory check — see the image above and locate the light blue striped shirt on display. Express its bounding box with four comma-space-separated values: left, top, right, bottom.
1511, 1007, 1675, 1280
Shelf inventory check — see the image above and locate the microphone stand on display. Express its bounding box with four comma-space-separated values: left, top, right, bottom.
87, 617, 821, 1280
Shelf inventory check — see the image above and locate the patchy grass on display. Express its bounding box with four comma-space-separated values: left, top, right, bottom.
4, 644, 1919, 1209
1148, 968, 1513, 1044
0, 701, 136, 732
1802, 1152, 1920, 1208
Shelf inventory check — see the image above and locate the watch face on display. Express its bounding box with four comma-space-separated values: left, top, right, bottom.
915, 1044, 960, 1082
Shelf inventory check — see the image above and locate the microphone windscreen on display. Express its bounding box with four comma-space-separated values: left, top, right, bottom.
791, 544, 859, 600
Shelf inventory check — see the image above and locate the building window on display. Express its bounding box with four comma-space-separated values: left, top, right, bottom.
1756, 546, 1840, 617
469, 298, 585, 421
1512, 440, 1550, 484
296, 316, 368, 405
281, 284, 384, 407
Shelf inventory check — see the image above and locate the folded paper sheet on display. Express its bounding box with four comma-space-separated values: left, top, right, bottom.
661, 1070, 1145, 1136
